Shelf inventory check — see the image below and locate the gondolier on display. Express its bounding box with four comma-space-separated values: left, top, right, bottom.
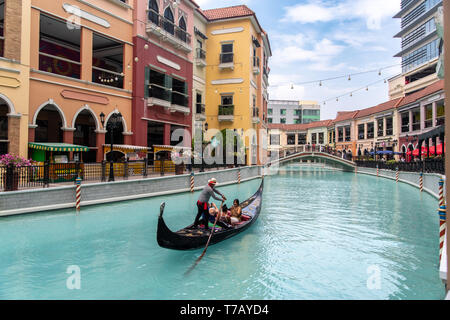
193, 178, 227, 230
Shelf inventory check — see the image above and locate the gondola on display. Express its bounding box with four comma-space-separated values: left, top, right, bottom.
157, 179, 264, 250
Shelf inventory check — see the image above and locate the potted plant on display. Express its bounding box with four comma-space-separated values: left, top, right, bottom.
0, 154, 34, 191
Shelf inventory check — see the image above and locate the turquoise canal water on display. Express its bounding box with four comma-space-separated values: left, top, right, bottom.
0, 166, 445, 299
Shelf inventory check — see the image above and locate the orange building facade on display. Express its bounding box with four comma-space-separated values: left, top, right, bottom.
28, 0, 134, 162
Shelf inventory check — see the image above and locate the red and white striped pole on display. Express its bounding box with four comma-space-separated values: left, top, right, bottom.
395, 167, 399, 183
190, 172, 194, 193
238, 169, 241, 184
419, 172, 423, 192
438, 179, 446, 264
75, 177, 82, 212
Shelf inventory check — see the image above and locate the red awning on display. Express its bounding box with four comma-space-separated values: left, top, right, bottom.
406, 143, 445, 156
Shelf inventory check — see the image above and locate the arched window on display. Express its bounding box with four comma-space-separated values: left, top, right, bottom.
163, 7, 174, 35
148, 0, 159, 25
178, 16, 187, 42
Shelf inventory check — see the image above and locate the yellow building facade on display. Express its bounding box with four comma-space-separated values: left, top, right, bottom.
0, 0, 31, 157
202, 6, 270, 165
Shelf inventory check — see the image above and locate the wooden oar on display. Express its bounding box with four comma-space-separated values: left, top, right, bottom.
185, 200, 225, 276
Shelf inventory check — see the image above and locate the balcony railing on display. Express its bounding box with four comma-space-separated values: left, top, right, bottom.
218, 104, 234, 116
220, 53, 234, 64
436, 116, 445, 126
146, 9, 192, 47
355, 159, 445, 175
253, 56, 260, 68
196, 103, 205, 115
149, 83, 171, 102
196, 48, 206, 60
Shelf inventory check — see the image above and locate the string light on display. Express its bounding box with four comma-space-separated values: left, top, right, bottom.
269, 63, 400, 89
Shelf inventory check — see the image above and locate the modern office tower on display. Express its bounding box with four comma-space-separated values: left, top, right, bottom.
393, 0, 442, 95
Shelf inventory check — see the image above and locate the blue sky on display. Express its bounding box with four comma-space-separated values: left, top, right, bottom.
197, 0, 403, 120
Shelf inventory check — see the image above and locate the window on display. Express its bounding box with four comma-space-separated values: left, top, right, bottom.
268, 118, 272, 124
39, 14, 81, 79
436, 100, 445, 126
220, 43, 233, 63
298, 133, 307, 145
401, 112, 410, 133
163, 7, 174, 35
177, 16, 187, 43
196, 93, 204, 114
294, 119, 301, 124
92, 33, 124, 89
386, 117, 393, 136
196, 39, 205, 59
148, 0, 159, 25
311, 133, 317, 144
171, 77, 188, 107
367, 122, 374, 139
338, 127, 343, 142
425, 104, 433, 128
280, 109, 286, 116
344, 126, 351, 142
280, 118, 286, 124
221, 95, 233, 106
377, 119, 384, 137
318, 132, 324, 144
148, 68, 171, 101
412, 108, 420, 131
270, 134, 280, 145
287, 134, 295, 145
0, 0, 4, 57
358, 124, 365, 140
268, 109, 273, 115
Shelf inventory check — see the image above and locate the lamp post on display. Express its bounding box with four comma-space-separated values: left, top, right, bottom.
100, 111, 122, 182
200, 122, 208, 172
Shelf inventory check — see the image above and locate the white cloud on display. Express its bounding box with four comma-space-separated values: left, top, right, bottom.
281, 0, 400, 30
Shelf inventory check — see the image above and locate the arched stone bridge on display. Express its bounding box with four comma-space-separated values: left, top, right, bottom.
268, 151, 356, 171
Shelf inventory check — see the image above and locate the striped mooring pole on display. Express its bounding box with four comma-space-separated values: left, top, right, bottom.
419, 172, 423, 192
395, 167, 399, 183
438, 179, 446, 263
238, 169, 241, 184
190, 172, 195, 193
75, 177, 82, 212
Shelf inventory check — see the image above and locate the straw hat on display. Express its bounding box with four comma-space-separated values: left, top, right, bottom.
208, 178, 217, 185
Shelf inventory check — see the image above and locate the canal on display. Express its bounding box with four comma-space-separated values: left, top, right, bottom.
0, 166, 445, 299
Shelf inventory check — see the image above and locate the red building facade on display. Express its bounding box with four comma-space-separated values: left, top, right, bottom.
133, 0, 197, 156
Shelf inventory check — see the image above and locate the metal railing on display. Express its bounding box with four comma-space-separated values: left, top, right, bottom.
196, 48, 206, 60
218, 104, 234, 116
0, 160, 186, 192
220, 52, 234, 64
146, 9, 192, 45
355, 159, 445, 174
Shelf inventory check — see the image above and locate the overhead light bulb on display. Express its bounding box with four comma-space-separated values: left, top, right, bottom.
378, 70, 381, 76
348, 75, 351, 81
319, 81, 322, 86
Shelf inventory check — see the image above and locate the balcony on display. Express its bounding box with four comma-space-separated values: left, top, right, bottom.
218, 104, 234, 122
263, 66, 269, 84
252, 56, 260, 75
219, 53, 234, 70
252, 107, 260, 124
195, 48, 206, 67
195, 103, 206, 121
170, 91, 190, 115
147, 84, 171, 109
146, 9, 192, 53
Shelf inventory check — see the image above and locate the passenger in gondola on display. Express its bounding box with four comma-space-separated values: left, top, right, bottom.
207, 202, 232, 229
193, 178, 227, 230
220, 199, 242, 226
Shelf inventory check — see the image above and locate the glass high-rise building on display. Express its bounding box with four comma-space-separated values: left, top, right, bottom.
393, 0, 442, 95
